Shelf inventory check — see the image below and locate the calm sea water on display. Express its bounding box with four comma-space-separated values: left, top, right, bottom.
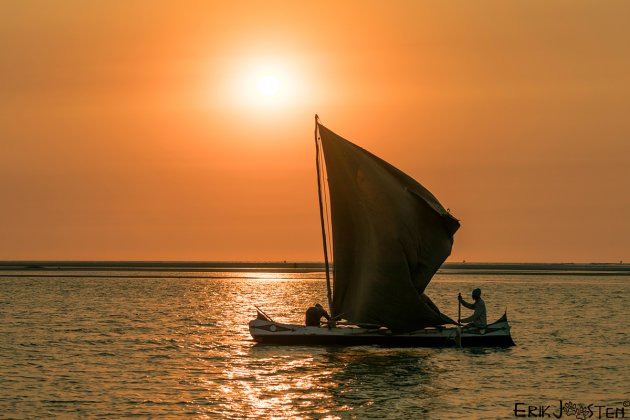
1, 269, 628, 419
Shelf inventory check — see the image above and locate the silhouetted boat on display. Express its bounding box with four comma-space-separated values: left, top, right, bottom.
250, 312, 514, 347
249, 116, 515, 347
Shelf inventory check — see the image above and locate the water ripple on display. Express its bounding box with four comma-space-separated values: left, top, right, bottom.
0, 273, 627, 418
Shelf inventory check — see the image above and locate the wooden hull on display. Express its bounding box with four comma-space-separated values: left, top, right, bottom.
249, 313, 515, 348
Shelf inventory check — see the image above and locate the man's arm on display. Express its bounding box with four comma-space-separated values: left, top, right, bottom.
460, 299, 475, 310
460, 314, 474, 323
321, 308, 331, 320
461, 306, 482, 324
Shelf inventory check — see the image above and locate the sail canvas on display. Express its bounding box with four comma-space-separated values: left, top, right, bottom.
318, 123, 460, 331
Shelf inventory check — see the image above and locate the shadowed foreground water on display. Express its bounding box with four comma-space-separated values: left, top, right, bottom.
1, 270, 628, 418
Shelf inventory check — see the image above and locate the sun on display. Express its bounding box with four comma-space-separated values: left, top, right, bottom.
257, 75, 281, 97
238, 66, 289, 108
217, 54, 308, 113
248, 67, 288, 107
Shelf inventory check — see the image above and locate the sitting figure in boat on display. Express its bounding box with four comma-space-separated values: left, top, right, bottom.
305, 303, 331, 327
458, 288, 487, 328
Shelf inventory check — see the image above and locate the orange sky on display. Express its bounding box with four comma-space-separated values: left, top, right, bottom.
1, 1, 629, 262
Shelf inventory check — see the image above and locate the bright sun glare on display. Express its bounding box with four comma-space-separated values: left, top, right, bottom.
257, 75, 281, 97
225, 57, 302, 111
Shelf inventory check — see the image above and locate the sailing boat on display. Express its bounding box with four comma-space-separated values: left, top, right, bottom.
249, 116, 515, 347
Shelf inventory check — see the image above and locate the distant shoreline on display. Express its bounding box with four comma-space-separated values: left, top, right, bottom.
0, 261, 628, 276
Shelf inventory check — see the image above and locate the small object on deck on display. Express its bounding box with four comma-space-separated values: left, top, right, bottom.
305, 303, 330, 326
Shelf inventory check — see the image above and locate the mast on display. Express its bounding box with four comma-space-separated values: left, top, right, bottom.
314, 114, 333, 315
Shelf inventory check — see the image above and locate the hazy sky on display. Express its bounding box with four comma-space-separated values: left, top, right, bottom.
1, 1, 629, 262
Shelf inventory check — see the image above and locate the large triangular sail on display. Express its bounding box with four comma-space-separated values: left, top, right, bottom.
317, 122, 460, 331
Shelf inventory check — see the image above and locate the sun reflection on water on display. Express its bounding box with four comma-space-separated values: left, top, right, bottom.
1, 272, 627, 418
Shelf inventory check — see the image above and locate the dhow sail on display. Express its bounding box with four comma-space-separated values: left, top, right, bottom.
318, 123, 460, 332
